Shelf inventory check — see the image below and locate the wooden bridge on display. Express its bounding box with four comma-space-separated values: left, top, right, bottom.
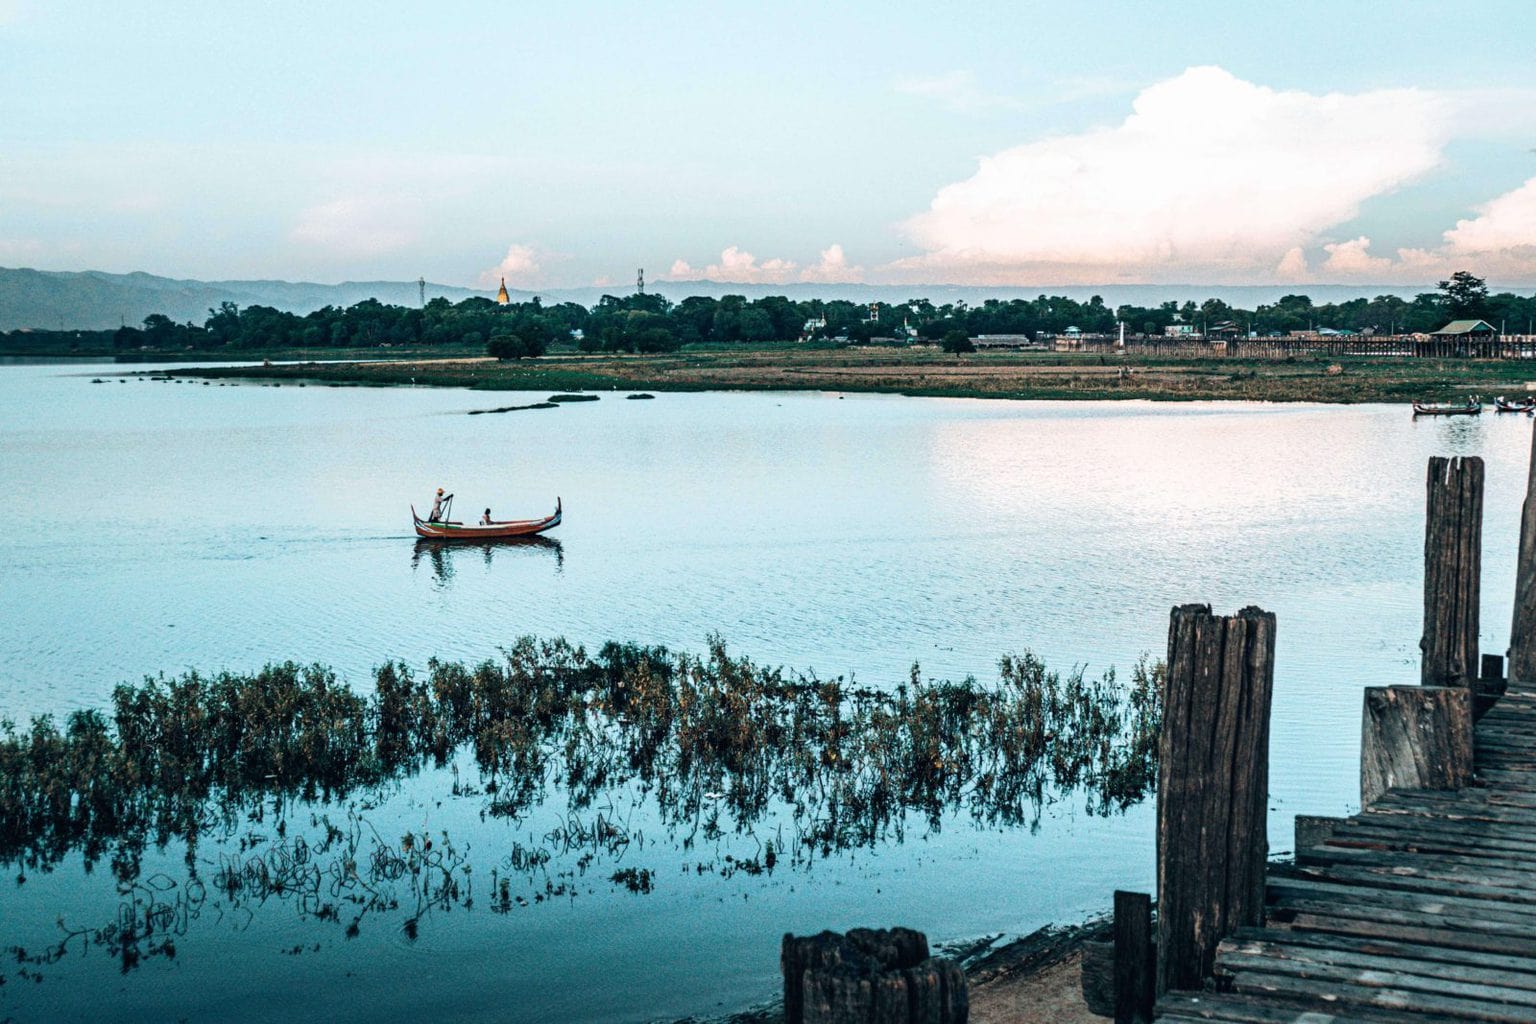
1157, 676, 1536, 1023
1084, 447, 1536, 1024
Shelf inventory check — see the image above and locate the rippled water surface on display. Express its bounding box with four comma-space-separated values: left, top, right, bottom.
1, 362, 1532, 1023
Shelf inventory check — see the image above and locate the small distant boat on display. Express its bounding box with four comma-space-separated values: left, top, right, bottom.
412, 498, 562, 540
1412, 400, 1481, 417
1495, 396, 1536, 413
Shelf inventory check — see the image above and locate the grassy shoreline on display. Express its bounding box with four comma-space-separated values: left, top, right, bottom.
157, 345, 1536, 403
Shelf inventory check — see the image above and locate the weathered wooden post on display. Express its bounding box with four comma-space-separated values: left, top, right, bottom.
1511, 423, 1536, 687
1156, 604, 1275, 994
1360, 686, 1474, 808
1422, 455, 1483, 688
1113, 890, 1154, 1024
781, 928, 967, 1024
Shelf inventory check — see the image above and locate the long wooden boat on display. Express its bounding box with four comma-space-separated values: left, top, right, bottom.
412, 498, 561, 540
1495, 396, 1535, 413
1412, 400, 1481, 417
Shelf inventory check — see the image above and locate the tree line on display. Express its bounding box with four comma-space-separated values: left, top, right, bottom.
54, 270, 1535, 359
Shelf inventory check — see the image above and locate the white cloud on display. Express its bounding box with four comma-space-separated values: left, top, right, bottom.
1319, 236, 1395, 278
1308, 178, 1536, 282
291, 198, 414, 258
664, 245, 863, 284
480, 243, 545, 288
799, 244, 864, 284
1275, 247, 1311, 282
1444, 176, 1536, 260
894, 66, 1452, 284
666, 247, 799, 284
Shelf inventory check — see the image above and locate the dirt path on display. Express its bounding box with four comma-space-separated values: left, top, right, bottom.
970, 950, 1099, 1024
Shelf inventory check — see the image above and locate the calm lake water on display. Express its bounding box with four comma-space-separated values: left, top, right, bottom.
1, 361, 1532, 1023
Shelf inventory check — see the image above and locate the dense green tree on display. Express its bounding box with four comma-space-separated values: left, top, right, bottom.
1439, 270, 1490, 320
85, 270, 1536, 357
941, 329, 975, 354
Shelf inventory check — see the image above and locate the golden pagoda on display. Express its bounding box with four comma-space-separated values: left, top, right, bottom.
495, 277, 510, 305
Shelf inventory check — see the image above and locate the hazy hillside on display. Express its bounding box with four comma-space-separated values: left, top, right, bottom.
0, 266, 1445, 331
0, 268, 494, 331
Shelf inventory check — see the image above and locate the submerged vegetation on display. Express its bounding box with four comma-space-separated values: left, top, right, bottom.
0, 637, 1161, 984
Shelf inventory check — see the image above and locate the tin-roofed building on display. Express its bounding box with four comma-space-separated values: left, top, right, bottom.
1431, 319, 1497, 338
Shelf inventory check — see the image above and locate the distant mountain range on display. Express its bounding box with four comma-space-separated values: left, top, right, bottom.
0, 266, 1445, 332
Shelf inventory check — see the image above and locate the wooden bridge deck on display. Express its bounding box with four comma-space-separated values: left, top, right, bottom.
1156, 682, 1536, 1023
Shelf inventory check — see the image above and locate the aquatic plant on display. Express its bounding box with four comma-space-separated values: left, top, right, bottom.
0, 638, 1160, 876
0, 637, 1161, 988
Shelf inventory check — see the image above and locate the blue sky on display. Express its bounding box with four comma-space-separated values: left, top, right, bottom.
3, 0, 1534, 289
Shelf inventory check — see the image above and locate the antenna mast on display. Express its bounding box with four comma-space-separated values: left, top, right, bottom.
637, 268, 645, 295
418, 277, 426, 307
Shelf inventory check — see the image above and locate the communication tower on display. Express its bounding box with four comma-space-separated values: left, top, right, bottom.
637, 268, 645, 294
418, 277, 426, 307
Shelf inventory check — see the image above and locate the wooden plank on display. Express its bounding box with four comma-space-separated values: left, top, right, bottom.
1224, 926, 1536, 981
1323, 826, 1536, 862
1229, 969, 1534, 1022
1156, 604, 1276, 994
1217, 943, 1536, 1001
1287, 863, 1536, 904
1157, 990, 1432, 1024
1300, 841, 1536, 881
1282, 910, 1536, 959
1267, 876, 1536, 924
1339, 813, 1536, 845
1272, 893, 1536, 939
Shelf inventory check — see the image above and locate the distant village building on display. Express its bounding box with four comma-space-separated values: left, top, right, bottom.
495, 278, 510, 305
1431, 319, 1497, 340
972, 334, 1041, 350
1164, 324, 1198, 338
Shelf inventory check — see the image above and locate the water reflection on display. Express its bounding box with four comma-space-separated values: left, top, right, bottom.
0, 638, 1159, 985
411, 535, 564, 583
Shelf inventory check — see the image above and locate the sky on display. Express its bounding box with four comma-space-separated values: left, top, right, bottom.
2, 0, 1535, 291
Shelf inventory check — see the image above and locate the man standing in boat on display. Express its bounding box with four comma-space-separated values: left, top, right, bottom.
429, 487, 453, 522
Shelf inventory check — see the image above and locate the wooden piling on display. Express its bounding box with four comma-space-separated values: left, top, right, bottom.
1422, 455, 1483, 688
1113, 891, 1154, 1024
1512, 424, 1536, 687
1156, 603, 1276, 995
781, 928, 966, 1024
1360, 685, 1473, 809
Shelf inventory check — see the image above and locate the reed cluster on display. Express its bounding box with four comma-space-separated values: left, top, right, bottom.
0, 637, 1161, 875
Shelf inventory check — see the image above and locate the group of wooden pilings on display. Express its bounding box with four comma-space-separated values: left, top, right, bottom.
1082, 433, 1536, 1022
779, 431, 1536, 1024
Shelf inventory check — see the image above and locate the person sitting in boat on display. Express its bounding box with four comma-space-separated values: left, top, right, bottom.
429, 488, 452, 522
480, 508, 493, 525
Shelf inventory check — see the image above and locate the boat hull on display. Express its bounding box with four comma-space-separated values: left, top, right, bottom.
1412, 402, 1481, 417
412, 498, 561, 540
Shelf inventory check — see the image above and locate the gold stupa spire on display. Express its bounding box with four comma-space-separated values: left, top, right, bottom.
495, 277, 510, 305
